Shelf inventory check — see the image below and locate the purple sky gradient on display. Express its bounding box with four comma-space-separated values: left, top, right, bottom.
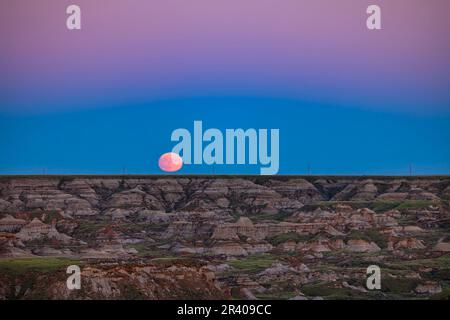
1, 0, 450, 114
1, 1, 450, 175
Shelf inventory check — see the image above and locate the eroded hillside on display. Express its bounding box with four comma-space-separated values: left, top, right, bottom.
0, 176, 449, 299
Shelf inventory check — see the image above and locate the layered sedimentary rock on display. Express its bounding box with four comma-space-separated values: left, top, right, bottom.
0, 262, 229, 300
211, 217, 328, 241
0, 176, 449, 300
0, 215, 27, 232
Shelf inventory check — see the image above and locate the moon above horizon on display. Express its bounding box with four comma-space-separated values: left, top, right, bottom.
158, 152, 183, 172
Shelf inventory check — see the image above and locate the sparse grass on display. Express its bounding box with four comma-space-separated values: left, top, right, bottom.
381, 277, 420, 294
233, 208, 306, 223
386, 254, 450, 270
150, 257, 184, 263
439, 219, 450, 233
370, 201, 402, 212
312, 200, 396, 212
40, 211, 64, 223
237, 233, 248, 242
118, 283, 146, 300
252, 210, 292, 222
228, 254, 276, 273
301, 281, 386, 300
425, 268, 450, 282
417, 229, 448, 246
431, 283, 450, 300
342, 229, 388, 249
144, 223, 170, 233
114, 222, 167, 236
125, 242, 156, 257
72, 220, 109, 238
310, 200, 438, 213
300, 282, 354, 299
344, 230, 372, 242
267, 232, 311, 246
365, 229, 389, 249
0, 257, 81, 276
396, 200, 437, 210
255, 291, 298, 300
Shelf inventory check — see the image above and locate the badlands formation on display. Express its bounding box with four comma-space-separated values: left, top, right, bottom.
0, 176, 449, 299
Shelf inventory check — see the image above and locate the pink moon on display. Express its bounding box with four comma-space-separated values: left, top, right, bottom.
158, 152, 183, 172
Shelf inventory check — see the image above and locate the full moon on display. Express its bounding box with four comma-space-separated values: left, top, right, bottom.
158, 152, 183, 172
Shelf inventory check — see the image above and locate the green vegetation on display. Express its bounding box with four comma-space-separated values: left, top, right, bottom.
72, 220, 109, 238
117, 283, 146, 300
252, 210, 292, 222
431, 283, 450, 300
342, 229, 388, 249
228, 254, 276, 273
143, 223, 170, 233
396, 200, 437, 210
231, 210, 293, 222
40, 211, 64, 223
370, 201, 401, 212
311, 200, 438, 213
0, 257, 81, 276
125, 241, 172, 258
417, 229, 448, 247
364, 229, 389, 249
267, 232, 310, 246
150, 256, 181, 262
312, 200, 398, 212
425, 268, 450, 282
382, 277, 420, 294
300, 281, 379, 300
237, 233, 248, 242
301, 282, 347, 297
255, 291, 298, 300
115, 222, 147, 234
125, 242, 153, 257
386, 254, 450, 270
440, 220, 450, 233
